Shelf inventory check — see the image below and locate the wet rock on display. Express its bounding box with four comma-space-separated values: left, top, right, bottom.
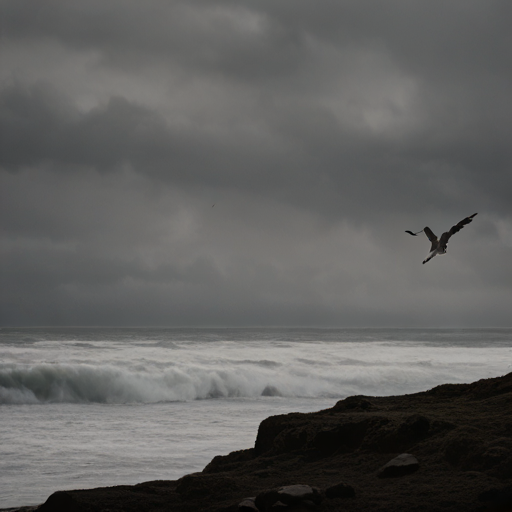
325, 482, 356, 499
377, 453, 419, 478
255, 484, 322, 511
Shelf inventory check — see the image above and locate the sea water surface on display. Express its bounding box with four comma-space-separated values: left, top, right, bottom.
1, 327, 511, 508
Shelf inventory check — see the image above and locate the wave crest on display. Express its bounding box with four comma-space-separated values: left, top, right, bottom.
0, 363, 309, 404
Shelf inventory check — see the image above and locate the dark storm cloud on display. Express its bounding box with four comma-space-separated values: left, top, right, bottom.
2, 80, 508, 222
1, 0, 306, 80
2, 0, 511, 215
1, 83, 189, 172
1, 0, 511, 326
0, 82, 308, 209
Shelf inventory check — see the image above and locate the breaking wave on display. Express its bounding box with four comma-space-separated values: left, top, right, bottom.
0, 362, 352, 404
2, 345, 499, 405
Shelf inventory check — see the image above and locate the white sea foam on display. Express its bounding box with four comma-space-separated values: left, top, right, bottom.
1, 336, 510, 404
0, 360, 428, 404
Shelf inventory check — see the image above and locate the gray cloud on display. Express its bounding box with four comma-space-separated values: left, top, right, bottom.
1, 0, 511, 326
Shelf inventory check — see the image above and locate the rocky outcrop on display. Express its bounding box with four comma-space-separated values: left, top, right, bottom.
7, 372, 510, 512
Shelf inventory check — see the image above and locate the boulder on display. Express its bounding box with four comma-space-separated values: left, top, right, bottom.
377, 453, 419, 478
239, 497, 258, 511
255, 484, 322, 511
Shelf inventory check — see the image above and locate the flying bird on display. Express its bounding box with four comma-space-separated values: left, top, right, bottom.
406, 213, 478, 264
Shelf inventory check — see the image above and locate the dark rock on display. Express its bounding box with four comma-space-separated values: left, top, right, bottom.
36, 491, 85, 512
176, 473, 239, 500
398, 414, 430, 438
480, 438, 512, 478
444, 428, 485, 467
277, 485, 322, 504
254, 469, 272, 478
478, 485, 512, 508
429, 372, 512, 400
361, 414, 436, 453
255, 485, 322, 511
332, 396, 375, 412
176, 473, 211, 499
204, 448, 255, 473
238, 497, 258, 511
377, 453, 419, 478
273, 427, 310, 453
444, 429, 512, 479
312, 420, 369, 456
325, 482, 356, 499
254, 414, 308, 455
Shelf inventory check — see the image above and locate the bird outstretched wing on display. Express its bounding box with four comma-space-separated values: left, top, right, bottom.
422, 227, 438, 251
439, 213, 478, 246
423, 227, 437, 242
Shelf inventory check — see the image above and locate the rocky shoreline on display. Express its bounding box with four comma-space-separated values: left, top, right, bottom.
5, 372, 512, 512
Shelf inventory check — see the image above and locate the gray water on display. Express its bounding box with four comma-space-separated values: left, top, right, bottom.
1, 327, 511, 508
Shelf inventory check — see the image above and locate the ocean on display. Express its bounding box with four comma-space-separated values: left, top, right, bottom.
1, 327, 511, 508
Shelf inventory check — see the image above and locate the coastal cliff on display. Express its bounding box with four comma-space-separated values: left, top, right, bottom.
13, 372, 512, 511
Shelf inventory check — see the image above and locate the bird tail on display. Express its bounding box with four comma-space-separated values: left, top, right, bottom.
422, 251, 436, 264
405, 229, 424, 236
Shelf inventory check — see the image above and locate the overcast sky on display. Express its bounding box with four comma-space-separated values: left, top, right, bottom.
1, 0, 511, 327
